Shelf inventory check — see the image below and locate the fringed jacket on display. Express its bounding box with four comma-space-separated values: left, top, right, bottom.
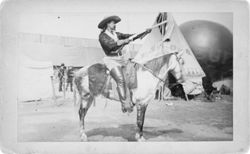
99, 31, 132, 56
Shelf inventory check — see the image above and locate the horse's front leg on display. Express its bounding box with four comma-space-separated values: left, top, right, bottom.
135, 104, 148, 141
79, 95, 94, 141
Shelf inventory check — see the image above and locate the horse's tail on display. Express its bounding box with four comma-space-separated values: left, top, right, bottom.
73, 66, 90, 106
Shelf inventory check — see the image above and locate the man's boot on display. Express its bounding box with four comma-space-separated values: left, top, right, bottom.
110, 66, 133, 113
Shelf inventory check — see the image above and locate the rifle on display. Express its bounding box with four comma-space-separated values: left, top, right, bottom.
116, 30, 151, 55
116, 20, 169, 55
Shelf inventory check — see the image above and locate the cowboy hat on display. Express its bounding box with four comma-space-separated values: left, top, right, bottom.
98, 15, 121, 29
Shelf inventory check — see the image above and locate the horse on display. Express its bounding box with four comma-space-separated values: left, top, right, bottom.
73, 53, 183, 141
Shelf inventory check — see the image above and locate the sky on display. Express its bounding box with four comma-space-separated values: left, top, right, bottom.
19, 12, 233, 40
17, 12, 233, 66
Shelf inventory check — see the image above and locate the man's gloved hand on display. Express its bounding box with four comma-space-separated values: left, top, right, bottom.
146, 28, 152, 34
137, 28, 152, 40
124, 38, 132, 44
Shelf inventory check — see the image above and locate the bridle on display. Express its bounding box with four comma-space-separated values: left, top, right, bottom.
131, 53, 182, 85
139, 63, 166, 83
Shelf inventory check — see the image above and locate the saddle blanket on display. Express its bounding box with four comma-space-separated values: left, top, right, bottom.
88, 62, 138, 96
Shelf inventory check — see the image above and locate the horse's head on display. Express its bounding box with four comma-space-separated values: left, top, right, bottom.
144, 53, 184, 85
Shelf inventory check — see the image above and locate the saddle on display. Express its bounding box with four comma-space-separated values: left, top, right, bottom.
88, 61, 138, 97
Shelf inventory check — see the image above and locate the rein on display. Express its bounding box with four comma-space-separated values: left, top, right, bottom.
129, 60, 166, 84
140, 64, 166, 83
99, 59, 171, 96
136, 54, 183, 85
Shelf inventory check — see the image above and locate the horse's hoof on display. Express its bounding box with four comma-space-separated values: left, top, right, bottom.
138, 136, 146, 142
135, 133, 140, 140
80, 133, 88, 142
135, 133, 146, 141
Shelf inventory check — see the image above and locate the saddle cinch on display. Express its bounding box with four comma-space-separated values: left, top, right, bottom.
88, 61, 138, 100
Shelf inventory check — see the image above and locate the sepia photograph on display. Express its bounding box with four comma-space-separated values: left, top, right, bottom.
0, 0, 249, 153
17, 11, 233, 142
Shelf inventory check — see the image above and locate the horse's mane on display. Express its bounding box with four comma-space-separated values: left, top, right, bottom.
143, 54, 170, 75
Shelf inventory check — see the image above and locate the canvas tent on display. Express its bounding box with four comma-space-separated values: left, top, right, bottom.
17, 34, 106, 102
18, 55, 54, 101
133, 12, 205, 96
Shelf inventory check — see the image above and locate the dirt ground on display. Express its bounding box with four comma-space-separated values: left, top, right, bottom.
18, 92, 233, 142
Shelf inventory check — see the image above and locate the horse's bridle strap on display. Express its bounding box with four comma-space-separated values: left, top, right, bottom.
128, 60, 166, 83
139, 64, 166, 83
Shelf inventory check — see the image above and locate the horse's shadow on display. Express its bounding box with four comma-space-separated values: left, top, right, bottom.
86, 124, 183, 141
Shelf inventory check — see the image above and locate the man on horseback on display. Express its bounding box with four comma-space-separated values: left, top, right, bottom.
98, 15, 134, 112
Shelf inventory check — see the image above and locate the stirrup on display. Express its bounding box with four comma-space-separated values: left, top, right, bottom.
121, 101, 133, 113
120, 97, 134, 113
116, 87, 133, 113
